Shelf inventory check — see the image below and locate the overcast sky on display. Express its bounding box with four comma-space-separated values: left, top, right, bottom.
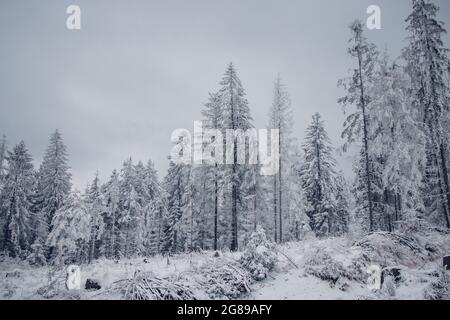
1, 0, 449, 188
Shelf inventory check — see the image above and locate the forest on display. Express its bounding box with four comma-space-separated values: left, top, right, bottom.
0, 0, 449, 300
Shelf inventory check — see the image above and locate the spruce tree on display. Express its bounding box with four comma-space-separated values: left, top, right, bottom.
1, 141, 35, 257
338, 20, 379, 232
218, 63, 253, 251
403, 0, 450, 228
46, 191, 91, 264
300, 113, 337, 237
268, 76, 294, 242
37, 130, 72, 238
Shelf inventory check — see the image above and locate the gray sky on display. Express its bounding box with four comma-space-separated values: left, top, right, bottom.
1, 0, 449, 188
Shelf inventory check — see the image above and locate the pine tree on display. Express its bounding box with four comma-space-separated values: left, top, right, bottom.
368, 54, 426, 229
0, 135, 8, 249
142, 160, 165, 255
161, 161, 189, 254
37, 130, 72, 239
201, 92, 223, 251
300, 113, 337, 237
338, 20, 379, 232
333, 173, 350, 235
403, 0, 450, 228
85, 173, 106, 262
118, 158, 144, 258
218, 63, 253, 251
268, 76, 294, 242
0, 141, 35, 257
101, 169, 120, 258
46, 191, 91, 264
0, 135, 7, 184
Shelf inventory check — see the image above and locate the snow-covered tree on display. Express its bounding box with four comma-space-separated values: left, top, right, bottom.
403, 0, 450, 228
332, 173, 350, 235
201, 92, 223, 251
118, 158, 145, 258
0, 135, 7, 184
85, 173, 106, 262
218, 63, 254, 251
268, 76, 295, 243
0, 141, 35, 257
101, 169, 120, 258
338, 20, 379, 232
0, 135, 8, 249
46, 191, 90, 264
162, 161, 184, 254
367, 54, 426, 230
141, 160, 165, 255
36, 130, 72, 239
299, 113, 337, 237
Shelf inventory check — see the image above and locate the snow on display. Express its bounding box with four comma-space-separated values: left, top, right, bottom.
1, 223, 449, 300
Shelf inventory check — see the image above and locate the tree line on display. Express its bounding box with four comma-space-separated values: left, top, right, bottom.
0, 0, 448, 265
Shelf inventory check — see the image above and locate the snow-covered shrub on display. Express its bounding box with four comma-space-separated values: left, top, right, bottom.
117, 271, 196, 300
26, 242, 47, 266
198, 260, 251, 299
424, 268, 450, 300
382, 276, 396, 297
240, 227, 278, 281
396, 219, 450, 260
353, 232, 426, 267
304, 249, 346, 286
345, 251, 372, 283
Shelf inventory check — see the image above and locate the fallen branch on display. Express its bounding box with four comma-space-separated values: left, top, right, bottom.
274, 247, 299, 269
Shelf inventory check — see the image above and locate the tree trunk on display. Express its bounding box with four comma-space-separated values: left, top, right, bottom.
214, 165, 218, 251
439, 143, 450, 228
273, 174, 277, 243
278, 129, 283, 243
357, 40, 374, 232
230, 79, 238, 252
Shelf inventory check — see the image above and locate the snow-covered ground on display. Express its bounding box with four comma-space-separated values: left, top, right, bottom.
1, 221, 449, 300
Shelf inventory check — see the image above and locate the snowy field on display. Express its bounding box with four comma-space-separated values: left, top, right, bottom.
1, 220, 449, 300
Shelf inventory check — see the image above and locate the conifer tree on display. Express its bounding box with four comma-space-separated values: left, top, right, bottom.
1, 141, 35, 257
338, 20, 379, 232
403, 0, 450, 228
300, 113, 337, 236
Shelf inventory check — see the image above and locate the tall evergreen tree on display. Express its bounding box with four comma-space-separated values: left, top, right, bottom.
0, 135, 7, 184
37, 130, 72, 238
1, 141, 35, 257
101, 169, 120, 258
368, 54, 426, 230
161, 161, 189, 254
118, 158, 144, 258
268, 76, 294, 243
299, 113, 337, 236
338, 20, 379, 232
85, 173, 106, 262
46, 191, 91, 264
403, 0, 450, 228
201, 92, 223, 251
333, 173, 350, 235
218, 63, 253, 251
